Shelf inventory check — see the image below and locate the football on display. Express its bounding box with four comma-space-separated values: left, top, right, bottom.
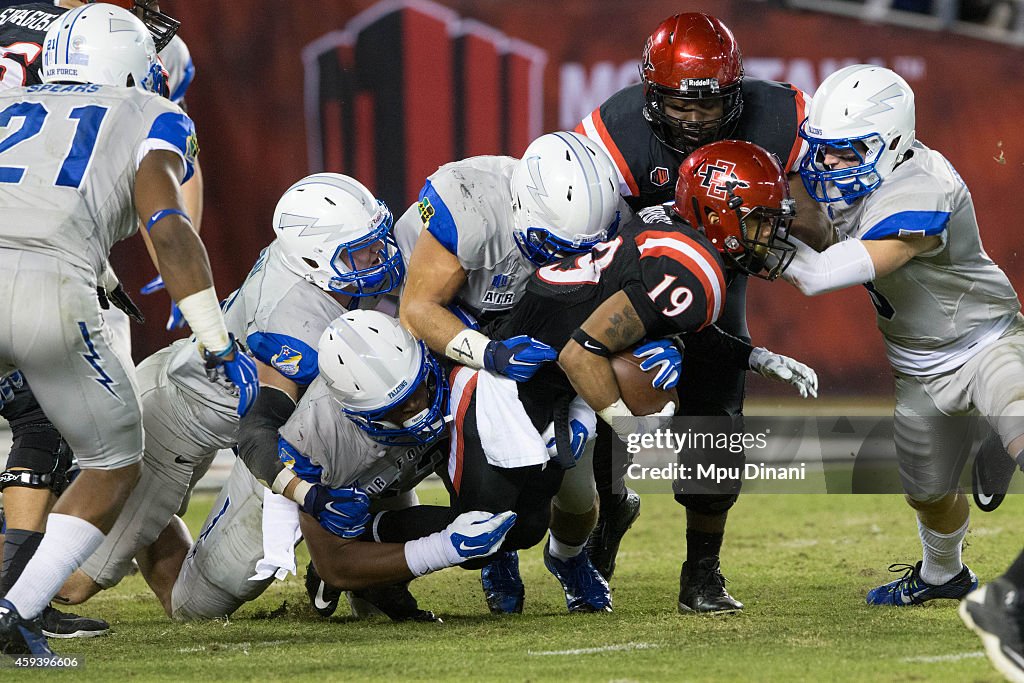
610, 347, 678, 416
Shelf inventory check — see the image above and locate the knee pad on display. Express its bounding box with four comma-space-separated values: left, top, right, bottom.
673, 492, 739, 515
2, 422, 74, 495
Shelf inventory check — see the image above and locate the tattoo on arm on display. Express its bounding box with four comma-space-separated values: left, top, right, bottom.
604, 306, 644, 348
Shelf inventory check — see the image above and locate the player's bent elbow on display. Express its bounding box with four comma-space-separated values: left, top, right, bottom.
557, 340, 586, 372
309, 547, 380, 591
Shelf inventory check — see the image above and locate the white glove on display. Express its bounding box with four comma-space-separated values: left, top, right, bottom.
404, 510, 517, 577
598, 398, 676, 443
748, 347, 818, 398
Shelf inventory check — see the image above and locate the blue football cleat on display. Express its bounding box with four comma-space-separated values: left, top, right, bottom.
481, 551, 525, 614
866, 561, 978, 606
543, 541, 612, 613
0, 599, 54, 655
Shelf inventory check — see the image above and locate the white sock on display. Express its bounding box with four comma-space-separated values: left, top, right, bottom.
548, 535, 585, 562
4, 513, 104, 619
918, 517, 968, 586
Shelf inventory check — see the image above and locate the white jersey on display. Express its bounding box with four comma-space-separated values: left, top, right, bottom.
0, 83, 195, 279
165, 241, 350, 412
394, 155, 535, 320
828, 142, 1020, 375
278, 376, 445, 497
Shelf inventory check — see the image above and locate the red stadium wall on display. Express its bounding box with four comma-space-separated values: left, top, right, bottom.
123, 0, 1024, 396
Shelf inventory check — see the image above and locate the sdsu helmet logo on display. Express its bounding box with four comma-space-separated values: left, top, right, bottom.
696, 160, 750, 201
641, 37, 654, 73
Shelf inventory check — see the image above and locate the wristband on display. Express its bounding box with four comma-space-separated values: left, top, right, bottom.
404, 532, 453, 577
445, 328, 491, 369
597, 398, 634, 426
570, 328, 612, 357
270, 468, 295, 495
146, 208, 191, 233
177, 287, 230, 354
291, 479, 313, 507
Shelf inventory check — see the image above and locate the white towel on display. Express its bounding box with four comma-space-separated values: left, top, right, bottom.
474, 369, 549, 468
248, 488, 302, 582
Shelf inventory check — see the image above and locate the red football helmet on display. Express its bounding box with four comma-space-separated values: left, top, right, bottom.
641, 13, 744, 154
91, 0, 179, 51
674, 140, 796, 280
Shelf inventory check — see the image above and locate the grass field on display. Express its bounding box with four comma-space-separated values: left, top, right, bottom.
18, 487, 1020, 682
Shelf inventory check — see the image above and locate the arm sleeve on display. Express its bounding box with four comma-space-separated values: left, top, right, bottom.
782, 237, 876, 296
236, 386, 297, 486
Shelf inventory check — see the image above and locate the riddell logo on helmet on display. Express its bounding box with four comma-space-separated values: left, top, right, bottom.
679, 77, 719, 93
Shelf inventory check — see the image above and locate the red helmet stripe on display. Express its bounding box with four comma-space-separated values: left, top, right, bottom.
635, 231, 725, 326
785, 86, 810, 173
578, 109, 639, 197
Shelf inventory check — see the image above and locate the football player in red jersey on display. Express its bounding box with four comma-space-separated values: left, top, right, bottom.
577, 13, 826, 613
442, 140, 807, 613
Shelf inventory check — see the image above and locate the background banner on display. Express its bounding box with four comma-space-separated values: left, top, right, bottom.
123, 0, 1024, 395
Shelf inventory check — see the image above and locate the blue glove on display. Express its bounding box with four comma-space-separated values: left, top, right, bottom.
634, 339, 682, 391
140, 275, 165, 295
0, 370, 24, 411
165, 302, 185, 331
141, 275, 186, 331
483, 335, 557, 382
546, 418, 589, 463
203, 335, 260, 417
301, 484, 372, 538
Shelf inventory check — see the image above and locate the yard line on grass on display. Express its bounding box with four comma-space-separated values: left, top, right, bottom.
528, 643, 659, 656
176, 640, 291, 654
900, 651, 985, 663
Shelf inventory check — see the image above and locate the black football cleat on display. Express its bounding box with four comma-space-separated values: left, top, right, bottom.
0, 599, 53, 655
305, 561, 342, 618
960, 578, 1024, 682
586, 488, 641, 581
39, 605, 109, 638
973, 433, 1022, 513
678, 558, 744, 614
346, 582, 441, 623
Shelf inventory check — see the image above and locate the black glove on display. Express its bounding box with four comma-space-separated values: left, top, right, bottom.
98, 284, 146, 324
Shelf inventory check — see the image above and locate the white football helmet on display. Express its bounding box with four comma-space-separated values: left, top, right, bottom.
318, 310, 448, 446
41, 3, 166, 95
799, 64, 916, 203
510, 131, 621, 266
273, 173, 403, 297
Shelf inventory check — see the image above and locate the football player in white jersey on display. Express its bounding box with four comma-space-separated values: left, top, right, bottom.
397, 132, 637, 613
0, 4, 258, 655
783, 64, 1024, 606
0, 0, 203, 640
53, 173, 406, 613
169, 310, 515, 621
